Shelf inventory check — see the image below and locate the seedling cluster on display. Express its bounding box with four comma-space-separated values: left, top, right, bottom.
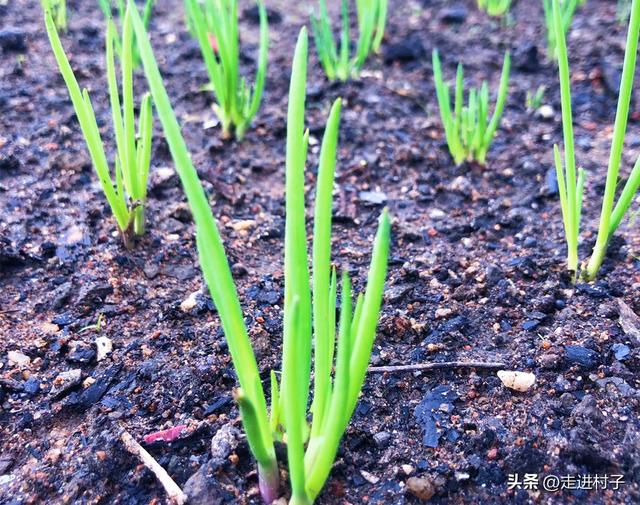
130, 5, 390, 501
432, 49, 511, 165
542, 0, 581, 59
45, 9, 153, 248
41, 0, 66, 31
552, 0, 640, 280
185, 0, 268, 139
525, 85, 546, 113
98, 0, 155, 69
477, 0, 512, 17
311, 0, 387, 81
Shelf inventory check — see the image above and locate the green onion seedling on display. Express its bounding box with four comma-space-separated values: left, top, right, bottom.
552, 0, 640, 279
477, 0, 512, 16
185, 0, 268, 140
432, 49, 511, 165
98, 0, 155, 69
542, 0, 580, 60
79, 313, 106, 333
311, 0, 388, 81
619, 0, 634, 24
526, 85, 545, 113
128, 3, 391, 502
44, 9, 153, 248
41, 0, 67, 32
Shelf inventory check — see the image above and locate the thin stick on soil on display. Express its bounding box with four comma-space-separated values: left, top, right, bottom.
120, 430, 187, 505
368, 361, 507, 373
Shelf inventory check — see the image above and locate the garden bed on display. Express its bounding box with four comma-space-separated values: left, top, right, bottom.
1, 0, 639, 503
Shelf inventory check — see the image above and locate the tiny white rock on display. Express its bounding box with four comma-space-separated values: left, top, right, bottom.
95, 336, 113, 362
360, 469, 379, 484
180, 290, 200, 312
537, 104, 555, 119
497, 370, 536, 392
49, 369, 82, 397
429, 208, 446, 220
8, 351, 31, 368
435, 307, 453, 319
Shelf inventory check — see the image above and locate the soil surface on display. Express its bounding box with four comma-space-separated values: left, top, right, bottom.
1, 0, 639, 504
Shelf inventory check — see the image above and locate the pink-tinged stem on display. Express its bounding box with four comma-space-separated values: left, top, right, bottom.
258, 460, 280, 504
142, 425, 187, 444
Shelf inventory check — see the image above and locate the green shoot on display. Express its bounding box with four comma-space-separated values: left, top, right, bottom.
542, 0, 579, 59
552, 0, 640, 280
44, 9, 153, 248
618, 0, 633, 24
41, 0, 67, 32
79, 313, 106, 333
185, 0, 268, 140
551, 0, 582, 275
128, 3, 391, 502
311, 0, 388, 81
585, 0, 640, 279
432, 49, 511, 165
477, 0, 512, 17
526, 85, 545, 112
98, 0, 155, 69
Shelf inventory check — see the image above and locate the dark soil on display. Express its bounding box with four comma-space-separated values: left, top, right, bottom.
1, 0, 639, 504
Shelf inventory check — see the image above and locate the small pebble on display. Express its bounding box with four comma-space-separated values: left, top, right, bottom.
537, 104, 555, 119
49, 369, 82, 397
406, 476, 436, 500
435, 308, 453, 319
96, 336, 113, 362
373, 431, 391, 447
402, 464, 414, 475
497, 370, 536, 392
612, 343, 630, 361
181, 290, 200, 312
428, 208, 446, 221
8, 351, 31, 367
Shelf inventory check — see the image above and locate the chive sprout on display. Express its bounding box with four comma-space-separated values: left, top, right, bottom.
542, 0, 580, 59
41, 0, 67, 31
432, 49, 511, 165
310, 0, 388, 81
618, 0, 633, 24
185, 0, 268, 140
44, 9, 153, 248
552, 0, 640, 279
526, 85, 545, 113
477, 0, 512, 17
98, 0, 155, 69
128, 2, 391, 502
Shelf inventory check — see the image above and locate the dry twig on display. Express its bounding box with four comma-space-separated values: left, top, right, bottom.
368, 360, 507, 373
120, 430, 188, 505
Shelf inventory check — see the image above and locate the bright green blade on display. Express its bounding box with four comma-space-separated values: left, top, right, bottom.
482, 51, 510, 155
346, 209, 391, 418
310, 98, 342, 438
122, 6, 140, 199
553, 0, 579, 272
44, 10, 129, 231
281, 27, 312, 503
305, 272, 353, 500
610, 156, 640, 233
586, 0, 640, 279
127, 0, 274, 469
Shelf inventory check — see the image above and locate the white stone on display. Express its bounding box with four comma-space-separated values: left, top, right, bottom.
8, 351, 30, 367
497, 370, 536, 392
96, 336, 113, 362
